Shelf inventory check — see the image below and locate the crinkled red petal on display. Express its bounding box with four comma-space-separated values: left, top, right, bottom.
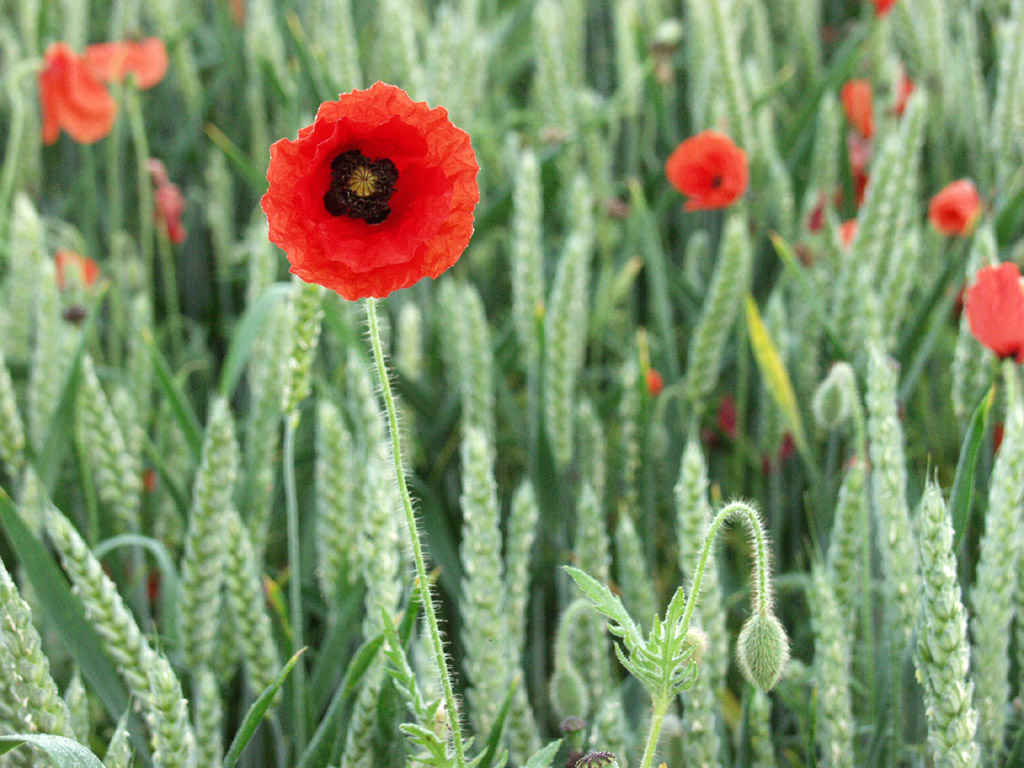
261, 82, 479, 300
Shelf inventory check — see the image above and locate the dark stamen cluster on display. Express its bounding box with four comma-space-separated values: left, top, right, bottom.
323, 149, 398, 224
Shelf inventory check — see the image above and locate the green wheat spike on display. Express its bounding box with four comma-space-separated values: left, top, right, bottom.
707, 0, 754, 151
222, 506, 280, 695
282, 279, 324, 422
0, 555, 76, 740
614, 514, 657, 632
682, 0, 715, 127
358, 440, 403, 638
801, 94, 842, 230
577, 399, 607, 505
989, 7, 1024, 188
316, 0, 361, 92
970, 363, 1024, 760
0, 347, 26, 475
826, 456, 867, 625
438, 280, 495, 449
192, 666, 223, 768
146, 655, 197, 768
63, 669, 88, 744
511, 144, 545, 371
685, 213, 753, 419
544, 224, 595, 466
747, 689, 777, 768
4, 195, 47, 360
103, 711, 133, 768
810, 566, 855, 768
76, 354, 142, 533
915, 481, 980, 768
459, 426, 510, 736
865, 345, 920, 652
533, 0, 575, 137
180, 397, 239, 670
952, 224, 999, 422
315, 399, 357, 602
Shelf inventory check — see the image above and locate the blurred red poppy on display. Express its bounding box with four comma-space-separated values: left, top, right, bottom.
645, 369, 664, 397
55, 250, 100, 289
839, 219, 858, 248
965, 263, 1024, 363
665, 131, 748, 211
84, 38, 168, 89
873, 0, 898, 15
893, 73, 915, 117
149, 159, 186, 243
262, 83, 479, 300
39, 43, 117, 145
841, 79, 874, 139
928, 179, 981, 236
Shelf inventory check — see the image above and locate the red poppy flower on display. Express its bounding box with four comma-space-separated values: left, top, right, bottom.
261, 83, 479, 300
149, 159, 186, 243
645, 369, 664, 397
665, 131, 748, 211
841, 79, 874, 139
872, 0, 898, 15
39, 42, 117, 145
893, 73, 915, 117
965, 263, 1024, 363
55, 250, 100, 289
84, 38, 168, 89
839, 219, 858, 248
928, 179, 981, 236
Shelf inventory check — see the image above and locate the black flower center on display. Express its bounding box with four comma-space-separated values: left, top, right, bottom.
324, 149, 398, 224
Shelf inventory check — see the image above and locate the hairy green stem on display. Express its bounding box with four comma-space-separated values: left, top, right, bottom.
680, 500, 771, 633
284, 417, 307, 754
638, 694, 670, 768
366, 297, 467, 768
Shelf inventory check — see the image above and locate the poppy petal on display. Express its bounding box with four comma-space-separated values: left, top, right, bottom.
965, 263, 1024, 363
39, 43, 117, 145
261, 82, 479, 300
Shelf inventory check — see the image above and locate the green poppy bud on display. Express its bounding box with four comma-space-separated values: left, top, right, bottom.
737, 612, 790, 692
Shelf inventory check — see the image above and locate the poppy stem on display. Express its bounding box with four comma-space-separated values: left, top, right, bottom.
283, 414, 308, 753
365, 297, 468, 768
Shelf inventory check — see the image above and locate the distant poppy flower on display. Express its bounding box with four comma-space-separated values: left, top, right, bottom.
262, 82, 480, 300
965, 263, 1024, 363
665, 131, 748, 211
806, 193, 827, 233
839, 219, 858, 248
39, 42, 117, 145
928, 179, 981, 236
149, 159, 186, 243
872, 0, 898, 15
645, 369, 664, 397
84, 38, 168, 89
846, 133, 872, 208
54, 250, 100, 289
893, 73, 915, 117
841, 79, 874, 139
717, 394, 737, 439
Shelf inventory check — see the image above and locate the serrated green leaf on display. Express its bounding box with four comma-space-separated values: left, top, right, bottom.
223, 649, 304, 768
563, 566, 641, 646
0, 734, 104, 766
522, 740, 563, 768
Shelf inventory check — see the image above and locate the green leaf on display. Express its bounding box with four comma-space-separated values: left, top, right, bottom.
223, 649, 305, 768
0, 491, 150, 761
563, 566, 641, 646
744, 295, 808, 458
146, 329, 203, 460
204, 122, 267, 192
0, 734, 104, 766
522, 740, 563, 768
475, 677, 517, 768
218, 282, 292, 398
296, 633, 386, 768
951, 385, 995, 552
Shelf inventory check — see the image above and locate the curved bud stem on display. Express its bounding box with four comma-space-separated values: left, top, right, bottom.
679, 500, 773, 633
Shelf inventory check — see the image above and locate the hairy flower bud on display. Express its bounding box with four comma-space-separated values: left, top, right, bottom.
549, 663, 590, 721
737, 613, 790, 692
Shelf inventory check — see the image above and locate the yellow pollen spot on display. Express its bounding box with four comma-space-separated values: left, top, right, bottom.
348, 166, 378, 197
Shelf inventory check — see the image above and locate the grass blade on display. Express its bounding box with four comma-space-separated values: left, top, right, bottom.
223, 648, 305, 768
951, 385, 995, 553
